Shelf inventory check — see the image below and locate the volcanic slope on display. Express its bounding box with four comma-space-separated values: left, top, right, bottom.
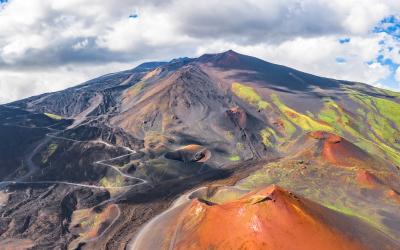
0, 50, 399, 249
146, 185, 398, 250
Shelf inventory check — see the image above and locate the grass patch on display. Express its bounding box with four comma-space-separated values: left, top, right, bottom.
224, 131, 234, 140
207, 189, 245, 204
126, 81, 145, 97
231, 82, 269, 110
236, 142, 245, 151
142, 68, 161, 81
125, 68, 161, 98
260, 127, 277, 147
278, 117, 297, 137
99, 175, 124, 188
373, 97, 400, 128
42, 143, 58, 163
229, 155, 241, 161
44, 113, 63, 120
323, 203, 385, 233
317, 98, 362, 138
344, 87, 400, 165
271, 94, 333, 133
78, 205, 116, 239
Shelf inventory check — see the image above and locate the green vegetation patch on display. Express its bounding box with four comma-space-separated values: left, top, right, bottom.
99, 175, 124, 188
322, 203, 383, 232
236, 160, 395, 237
278, 117, 297, 138
373, 97, 400, 128
317, 98, 361, 139
224, 131, 234, 141
126, 81, 145, 97
229, 155, 241, 161
236, 142, 245, 151
260, 127, 277, 147
231, 82, 269, 110
44, 113, 63, 120
80, 213, 101, 228
125, 69, 161, 98
42, 143, 58, 163
271, 94, 333, 133
206, 188, 246, 204
344, 87, 400, 165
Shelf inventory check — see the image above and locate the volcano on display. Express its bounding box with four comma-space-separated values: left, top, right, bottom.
0, 50, 399, 249
164, 185, 396, 250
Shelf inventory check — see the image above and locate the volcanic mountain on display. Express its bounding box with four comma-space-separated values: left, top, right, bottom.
0, 50, 399, 249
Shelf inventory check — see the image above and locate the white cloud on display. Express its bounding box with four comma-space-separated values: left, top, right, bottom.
0, 0, 400, 104
195, 35, 392, 86
395, 67, 400, 83
340, 0, 390, 35
380, 35, 400, 65
0, 62, 134, 104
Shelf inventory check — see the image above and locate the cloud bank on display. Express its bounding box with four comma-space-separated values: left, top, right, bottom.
0, 0, 400, 103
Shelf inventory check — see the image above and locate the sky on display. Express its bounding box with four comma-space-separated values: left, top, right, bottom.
0, 0, 400, 104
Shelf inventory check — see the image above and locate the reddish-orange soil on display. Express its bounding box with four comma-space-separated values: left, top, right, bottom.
386, 189, 400, 204
172, 185, 367, 250
179, 144, 211, 163
309, 131, 371, 167
166, 144, 211, 163
227, 106, 247, 127
357, 170, 380, 188
70, 204, 120, 243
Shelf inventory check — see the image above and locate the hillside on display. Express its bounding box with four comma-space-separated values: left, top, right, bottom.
0, 50, 399, 249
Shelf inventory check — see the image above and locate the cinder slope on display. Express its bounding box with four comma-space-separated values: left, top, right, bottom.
164, 186, 398, 250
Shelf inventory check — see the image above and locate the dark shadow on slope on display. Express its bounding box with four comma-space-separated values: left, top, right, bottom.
198, 50, 342, 91
118, 167, 232, 205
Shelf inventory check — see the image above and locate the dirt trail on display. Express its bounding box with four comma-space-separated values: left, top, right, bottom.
0, 107, 148, 190
68, 93, 103, 129
127, 187, 207, 250
119, 74, 134, 86
25, 135, 52, 176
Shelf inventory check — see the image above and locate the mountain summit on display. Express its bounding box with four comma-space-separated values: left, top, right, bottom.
0, 51, 399, 249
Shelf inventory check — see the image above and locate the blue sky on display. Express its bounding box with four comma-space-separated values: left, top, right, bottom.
372, 15, 400, 89
338, 38, 351, 44
0, 0, 399, 103
333, 15, 400, 90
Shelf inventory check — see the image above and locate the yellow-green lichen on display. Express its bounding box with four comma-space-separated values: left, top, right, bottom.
236, 142, 245, 151
317, 98, 361, 139
99, 175, 124, 188
126, 81, 145, 97
42, 143, 58, 163
279, 116, 297, 137
224, 131, 234, 140
322, 203, 385, 234
44, 113, 63, 120
229, 155, 241, 161
231, 82, 269, 110
260, 127, 277, 147
271, 94, 333, 133
344, 88, 400, 165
